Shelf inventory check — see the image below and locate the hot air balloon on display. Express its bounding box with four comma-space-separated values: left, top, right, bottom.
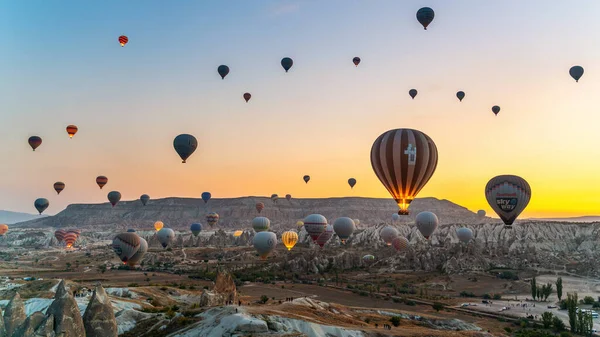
485, 175, 531, 229
107, 191, 121, 207
477, 210, 486, 217
569, 65, 584, 82
363, 255, 375, 263
281, 57, 293, 72
0, 224, 8, 236
127, 229, 136, 233
201, 192, 211, 204
316, 225, 334, 248
304, 214, 328, 242
492, 106, 500, 116
69, 229, 81, 236
233, 230, 243, 237
353, 57, 361, 67
217, 65, 229, 79
296, 221, 304, 231
371, 128, 438, 215
456, 91, 465, 102
416, 7, 435, 30
157, 228, 175, 248
380, 226, 398, 246
354, 219, 360, 226
112, 233, 141, 263
127, 237, 147, 267
243, 93, 251, 102
333, 217, 355, 244
66, 125, 78, 138
54, 182, 65, 195
256, 202, 265, 213
63, 231, 78, 248
28, 136, 42, 151
173, 134, 198, 163
456, 227, 473, 244
282, 231, 298, 251
252, 217, 270, 233
253, 231, 277, 260
303, 175, 310, 184
140, 194, 150, 206
154, 221, 164, 232
286, 194, 292, 201
96, 176, 108, 189
392, 237, 409, 252
118, 35, 128, 47
206, 212, 219, 227
392, 213, 400, 222
54, 229, 66, 242
409, 89, 418, 99
271, 194, 279, 203
190, 223, 202, 236
416, 211, 439, 240
34, 198, 49, 214
348, 178, 356, 189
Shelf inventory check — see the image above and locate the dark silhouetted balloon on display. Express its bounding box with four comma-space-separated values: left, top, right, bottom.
256, 202, 265, 213
416, 7, 435, 30
108, 191, 121, 207
243, 93, 251, 102
34, 198, 49, 214
456, 91, 465, 102
286, 194, 292, 201
190, 223, 202, 236
303, 175, 310, 184
353, 57, 361, 66
201, 192, 211, 204
569, 66, 584, 82
28, 136, 42, 151
118, 35, 128, 47
492, 105, 500, 116
96, 176, 108, 189
217, 65, 229, 79
173, 134, 198, 163
281, 57, 293, 72
348, 178, 356, 189
409, 89, 418, 99
140, 194, 150, 206
54, 182, 65, 195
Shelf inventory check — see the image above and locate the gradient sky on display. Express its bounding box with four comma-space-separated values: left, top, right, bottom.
1, 1, 600, 218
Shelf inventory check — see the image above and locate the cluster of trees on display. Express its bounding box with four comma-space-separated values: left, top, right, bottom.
566, 293, 594, 336
540, 311, 566, 331
530, 277, 553, 301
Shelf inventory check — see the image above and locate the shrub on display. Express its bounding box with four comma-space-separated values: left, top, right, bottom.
593, 301, 600, 308
392, 298, 401, 303
493, 294, 502, 300
541, 311, 553, 328
504, 327, 512, 333
552, 316, 565, 331
459, 291, 476, 297
404, 299, 416, 306
583, 296, 595, 304
127, 283, 139, 287
260, 295, 269, 304
559, 300, 567, 310
482, 294, 491, 299
432, 302, 444, 312
390, 316, 401, 327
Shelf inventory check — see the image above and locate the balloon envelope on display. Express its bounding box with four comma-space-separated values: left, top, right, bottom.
28, 136, 42, 151
256, 202, 265, 213
140, 194, 150, 206
0, 224, 8, 236
492, 106, 500, 115
127, 229, 136, 233
485, 175, 531, 228
409, 89, 418, 99
154, 221, 164, 231
233, 230, 243, 237
253, 231, 277, 260
392, 213, 400, 222
348, 178, 356, 189
54, 229, 66, 242
34, 198, 49, 214
190, 223, 202, 236
416, 211, 439, 239
201, 192, 211, 204
206, 212, 219, 227
477, 210, 486, 217
281, 57, 293, 72
107, 191, 121, 207
54, 182, 65, 195
304, 214, 328, 241
127, 238, 148, 267
569, 65, 584, 82
286, 194, 292, 201
333, 217, 355, 243
112, 233, 141, 263
173, 134, 198, 163
392, 237, 410, 252
96, 176, 108, 189
316, 225, 334, 248
243, 93, 251, 102
118, 35, 128, 47
456, 227, 473, 243
66, 125, 78, 138
416, 7, 435, 30
353, 57, 361, 66
380, 226, 398, 246
456, 91, 465, 102
282, 231, 298, 251
303, 175, 310, 183
157, 228, 175, 248
217, 65, 230, 79
252, 217, 270, 233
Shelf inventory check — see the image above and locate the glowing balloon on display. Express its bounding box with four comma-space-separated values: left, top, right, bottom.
63, 231, 78, 248
66, 125, 78, 138
118, 35, 128, 47
485, 175, 531, 229
282, 231, 298, 251
154, 221, 164, 231
233, 230, 243, 237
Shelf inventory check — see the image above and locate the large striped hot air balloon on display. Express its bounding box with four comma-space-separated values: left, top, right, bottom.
281, 231, 298, 251
63, 231, 79, 248
303, 214, 327, 242
54, 229, 66, 243
118, 35, 128, 47
485, 175, 531, 229
54, 182, 65, 195
28, 136, 42, 151
112, 233, 141, 263
0, 224, 8, 236
206, 212, 219, 227
66, 125, 78, 138
96, 176, 108, 189
127, 238, 147, 267
370, 128, 438, 215
392, 237, 409, 252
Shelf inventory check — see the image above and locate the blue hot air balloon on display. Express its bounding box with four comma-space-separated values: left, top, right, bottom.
201, 192, 211, 204
190, 223, 202, 237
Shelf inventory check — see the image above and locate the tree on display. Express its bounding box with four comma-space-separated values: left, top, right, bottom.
552, 316, 565, 332
260, 295, 269, 304
390, 316, 401, 327
556, 277, 563, 301
542, 312, 554, 329
531, 276, 537, 300
567, 292, 578, 333
432, 302, 444, 312
537, 286, 542, 301
97, 264, 107, 274
65, 262, 72, 271
543, 283, 553, 301
583, 296, 594, 305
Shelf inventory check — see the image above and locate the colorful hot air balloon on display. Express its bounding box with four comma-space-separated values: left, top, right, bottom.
348, 178, 357, 189
303, 214, 327, 242
485, 175, 531, 229
281, 57, 293, 72
252, 217, 270, 233
492, 105, 500, 116
333, 217, 355, 244
569, 65, 584, 82
173, 134, 198, 163
256, 202, 265, 213
303, 175, 310, 184
154, 221, 164, 232
363, 254, 375, 263
118, 35, 128, 47
316, 225, 334, 248
34, 198, 49, 214
201, 192, 211, 204
416, 211, 439, 240
286, 194, 292, 201
0, 224, 8, 236
456, 91, 465, 102
380, 226, 398, 246
112, 233, 141, 263
253, 231, 277, 260
54, 229, 66, 242
409, 89, 418, 99
371, 128, 438, 215
477, 210, 486, 217
233, 230, 243, 237
190, 223, 202, 236
96, 176, 108, 189
296, 221, 304, 231
107, 191, 121, 207
140, 194, 150, 206
28, 136, 42, 151
206, 212, 219, 227
416, 7, 435, 30
243, 93, 251, 102
54, 182, 65, 195
456, 227, 473, 244
217, 65, 229, 79
157, 228, 175, 248
127, 237, 147, 267
353, 57, 361, 67
66, 125, 78, 138
282, 231, 298, 251
392, 237, 410, 252
63, 231, 79, 248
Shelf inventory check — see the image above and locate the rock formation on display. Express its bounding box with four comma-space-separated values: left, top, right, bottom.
3, 292, 26, 336
83, 284, 118, 337
13, 311, 45, 337
0, 305, 6, 337
34, 315, 55, 337
200, 270, 237, 306
45, 280, 85, 337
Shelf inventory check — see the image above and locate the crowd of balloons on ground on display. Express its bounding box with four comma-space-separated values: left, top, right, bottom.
5, 7, 586, 263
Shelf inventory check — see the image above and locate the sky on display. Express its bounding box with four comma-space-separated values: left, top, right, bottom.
1, 0, 600, 218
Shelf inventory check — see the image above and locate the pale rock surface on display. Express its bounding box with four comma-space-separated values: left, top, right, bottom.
83, 284, 118, 337
3, 293, 26, 336
13, 311, 45, 337
45, 280, 85, 337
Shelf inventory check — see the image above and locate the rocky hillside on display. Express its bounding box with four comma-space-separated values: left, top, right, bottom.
0, 211, 45, 224
13, 196, 489, 230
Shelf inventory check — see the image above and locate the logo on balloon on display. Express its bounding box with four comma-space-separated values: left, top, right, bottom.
404, 144, 417, 165
496, 198, 518, 211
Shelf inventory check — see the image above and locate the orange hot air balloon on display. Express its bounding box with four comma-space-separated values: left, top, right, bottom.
66, 125, 78, 138
63, 231, 78, 248
118, 35, 128, 47
256, 202, 265, 213
154, 221, 164, 232
53, 182, 65, 195
0, 224, 8, 236
96, 176, 108, 189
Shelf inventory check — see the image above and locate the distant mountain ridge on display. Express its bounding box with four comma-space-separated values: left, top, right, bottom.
13, 196, 490, 229
527, 216, 600, 223
0, 210, 46, 224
